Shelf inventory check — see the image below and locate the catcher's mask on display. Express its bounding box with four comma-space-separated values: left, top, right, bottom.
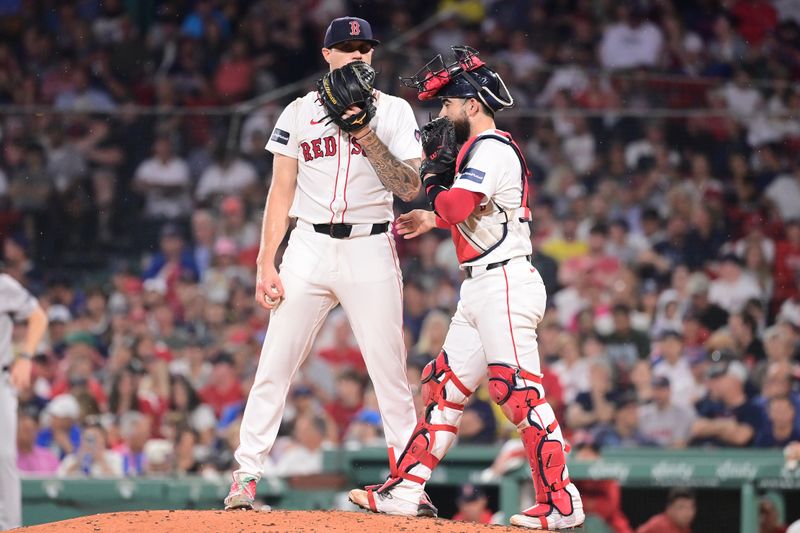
400, 46, 513, 113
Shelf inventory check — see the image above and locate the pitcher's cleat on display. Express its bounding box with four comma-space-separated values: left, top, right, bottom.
224, 473, 258, 511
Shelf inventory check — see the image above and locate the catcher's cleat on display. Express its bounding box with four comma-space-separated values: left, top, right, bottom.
509, 482, 585, 530
224, 473, 258, 511
360, 482, 438, 518
348, 487, 418, 517
417, 491, 438, 518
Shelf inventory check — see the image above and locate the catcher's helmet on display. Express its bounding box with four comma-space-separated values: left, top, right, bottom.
401, 46, 513, 113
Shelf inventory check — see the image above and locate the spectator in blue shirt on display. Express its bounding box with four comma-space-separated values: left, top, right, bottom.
35, 394, 82, 460
754, 396, 800, 448
691, 360, 766, 446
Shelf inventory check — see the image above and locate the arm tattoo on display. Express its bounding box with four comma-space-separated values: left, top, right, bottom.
357, 129, 421, 202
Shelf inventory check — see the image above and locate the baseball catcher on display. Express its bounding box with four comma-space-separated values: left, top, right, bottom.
348, 46, 585, 531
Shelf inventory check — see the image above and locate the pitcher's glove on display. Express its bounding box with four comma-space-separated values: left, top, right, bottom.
316, 61, 377, 133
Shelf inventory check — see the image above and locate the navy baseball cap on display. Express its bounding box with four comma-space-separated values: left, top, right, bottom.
323, 17, 380, 48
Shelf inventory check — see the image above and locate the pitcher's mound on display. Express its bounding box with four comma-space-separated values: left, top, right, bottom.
14, 509, 525, 532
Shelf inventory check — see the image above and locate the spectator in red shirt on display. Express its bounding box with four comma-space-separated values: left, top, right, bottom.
324, 370, 364, 442
774, 220, 800, 305
637, 488, 696, 533
452, 484, 494, 524
572, 439, 633, 533
199, 352, 243, 417
213, 39, 253, 103
731, 0, 778, 46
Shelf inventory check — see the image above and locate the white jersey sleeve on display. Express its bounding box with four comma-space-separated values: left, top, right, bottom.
266, 99, 300, 159
384, 98, 422, 162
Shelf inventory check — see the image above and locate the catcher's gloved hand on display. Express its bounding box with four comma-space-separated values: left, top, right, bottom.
419, 117, 458, 179
423, 172, 453, 213
316, 61, 377, 133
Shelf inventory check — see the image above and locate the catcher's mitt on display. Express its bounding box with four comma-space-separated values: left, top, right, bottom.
316, 61, 377, 133
419, 117, 458, 181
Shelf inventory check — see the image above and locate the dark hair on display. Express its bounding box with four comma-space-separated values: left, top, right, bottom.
338, 369, 365, 387
642, 208, 661, 222
667, 487, 696, 505
736, 312, 758, 335
590, 222, 609, 236
169, 375, 202, 412
108, 369, 139, 415
612, 303, 631, 315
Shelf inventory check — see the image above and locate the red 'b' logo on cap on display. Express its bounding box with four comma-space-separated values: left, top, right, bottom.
350, 21, 361, 36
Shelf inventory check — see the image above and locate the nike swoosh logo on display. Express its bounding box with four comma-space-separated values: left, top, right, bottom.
310, 119, 325, 125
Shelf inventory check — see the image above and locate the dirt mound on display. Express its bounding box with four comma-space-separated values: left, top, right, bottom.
14, 509, 524, 532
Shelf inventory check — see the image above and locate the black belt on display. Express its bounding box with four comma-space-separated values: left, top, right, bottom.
312, 222, 389, 239
465, 255, 532, 279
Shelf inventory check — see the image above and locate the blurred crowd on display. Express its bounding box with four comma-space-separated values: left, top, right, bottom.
1, 0, 799, 498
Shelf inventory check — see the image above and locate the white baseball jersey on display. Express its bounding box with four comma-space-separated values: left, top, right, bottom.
234, 87, 421, 484
266, 90, 421, 223
450, 129, 532, 267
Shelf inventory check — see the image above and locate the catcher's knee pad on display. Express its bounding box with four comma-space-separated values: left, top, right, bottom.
488, 363, 546, 427
422, 350, 472, 410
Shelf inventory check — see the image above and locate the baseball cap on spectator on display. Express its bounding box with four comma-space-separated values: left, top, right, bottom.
719, 252, 744, 267
47, 394, 80, 419
707, 359, 748, 381
221, 195, 244, 215
122, 276, 144, 294
143, 278, 167, 295
323, 17, 380, 49
687, 273, 710, 295
652, 375, 670, 388
160, 223, 183, 239
47, 304, 72, 323
354, 409, 381, 427
709, 348, 736, 363
211, 351, 235, 366
656, 329, 683, 342
65, 330, 96, 348
615, 391, 639, 409
457, 484, 487, 504
144, 439, 173, 466
291, 384, 314, 398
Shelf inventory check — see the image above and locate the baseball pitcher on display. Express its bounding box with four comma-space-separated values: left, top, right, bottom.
225, 16, 436, 516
